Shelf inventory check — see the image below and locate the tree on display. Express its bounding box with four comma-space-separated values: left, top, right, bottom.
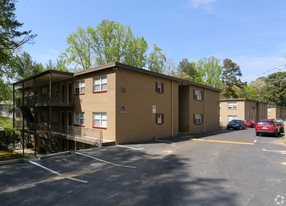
264, 72, 286, 107
176, 58, 198, 82
196, 56, 223, 88
61, 20, 149, 71
0, 0, 36, 67
237, 84, 258, 100
249, 77, 266, 101
148, 44, 166, 73
46, 58, 68, 72
221, 59, 243, 98
163, 58, 177, 76
9, 52, 44, 81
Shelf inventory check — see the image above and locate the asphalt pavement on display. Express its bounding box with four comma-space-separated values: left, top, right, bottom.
0, 128, 286, 206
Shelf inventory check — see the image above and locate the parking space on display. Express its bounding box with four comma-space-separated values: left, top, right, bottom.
1, 130, 286, 205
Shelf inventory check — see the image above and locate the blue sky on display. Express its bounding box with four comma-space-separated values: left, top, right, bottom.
15, 0, 286, 82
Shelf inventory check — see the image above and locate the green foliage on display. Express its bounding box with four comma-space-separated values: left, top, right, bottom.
237, 84, 258, 100
0, 116, 12, 128
264, 72, 286, 107
0, 126, 20, 150
177, 58, 198, 82
0, 151, 24, 161
148, 44, 166, 73
249, 77, 266, 101
0, 0, 36, 68
221, 59, 243, 98
45, 58, 68, 72
61, 20, 150, 71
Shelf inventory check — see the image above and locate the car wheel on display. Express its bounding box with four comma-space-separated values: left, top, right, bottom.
238, 126, 241, 130
256, 132, 259, 136
275, 131, 278, 137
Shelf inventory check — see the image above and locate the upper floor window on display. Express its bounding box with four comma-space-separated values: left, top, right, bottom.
194, 114, 203, 125
93, 112, 107, 129
94, 76, 107, 93
74, 112, 85, 126
228, 102, 237, 109
155, 82, 164, 94
252, 103, 255, 110
75, 81, 85, 95
194, 90, 202, 101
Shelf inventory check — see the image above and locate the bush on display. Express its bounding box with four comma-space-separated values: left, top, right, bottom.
26, 142, 33, 148
0, 126, 20, 151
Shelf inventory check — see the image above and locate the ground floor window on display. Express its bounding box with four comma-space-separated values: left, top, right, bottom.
194, 114, 203, 125
228, 115, 237, 122
155, 113, 164, 125
93, 112, 107, 129
74, 112, 85, 126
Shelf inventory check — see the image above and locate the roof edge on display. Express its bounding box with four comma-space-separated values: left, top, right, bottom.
220, 98, 268, 104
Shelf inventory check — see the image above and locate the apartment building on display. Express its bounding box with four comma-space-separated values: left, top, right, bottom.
267, 105, 286, 120
13, 62, 220, 153
220, 98, 267, 127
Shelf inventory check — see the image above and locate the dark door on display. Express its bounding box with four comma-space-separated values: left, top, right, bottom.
62, 84, 66, 103
68, 83, 72, 103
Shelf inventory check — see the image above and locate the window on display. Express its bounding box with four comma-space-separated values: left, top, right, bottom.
267, 108, 271, 112
252, 103, 255, 110
267, 116, 271, 119
228, 115, 237, 122
94, 76, 107, 93
227, 102, 237, 109
155, 82, 164, 94
74, 112, 85, 126
194, 90, 202, 101
219, 116, 221, 122
194, 114, 203, 125
219, 103, 221, 109
52, 111, 59, 123
75, 81, 85, 95
93, 112, 107, 129
155, 113, 164, 125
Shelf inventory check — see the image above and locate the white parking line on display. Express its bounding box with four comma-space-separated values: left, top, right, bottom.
29, 160, 88, 183
254, 139, 257, 143
262, 149, 286, 154
75, 152, 136, 169
116, 145, 144, 151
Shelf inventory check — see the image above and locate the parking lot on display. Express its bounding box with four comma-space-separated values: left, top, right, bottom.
1, 128, 286, 206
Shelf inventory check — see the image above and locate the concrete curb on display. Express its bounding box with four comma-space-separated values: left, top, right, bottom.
0, 158, 24, 166
39, 151, 72, 160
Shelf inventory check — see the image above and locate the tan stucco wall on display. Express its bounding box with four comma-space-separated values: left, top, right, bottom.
268, 106, 286, 119
115, 68, 179, 144
179, 86, 189, 133
73, 70, 116, 141
204, 89, 220, 132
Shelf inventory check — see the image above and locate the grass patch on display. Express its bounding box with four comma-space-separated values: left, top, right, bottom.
0, 151, 24, 161
0, 117, 13, 128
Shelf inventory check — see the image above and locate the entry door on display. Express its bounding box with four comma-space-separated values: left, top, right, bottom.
68, 83, 72, 104
62, 84, 66, 103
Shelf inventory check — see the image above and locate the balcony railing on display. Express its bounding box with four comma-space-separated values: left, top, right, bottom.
15, 93, 73, 107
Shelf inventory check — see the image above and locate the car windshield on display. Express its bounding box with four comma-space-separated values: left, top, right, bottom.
257, 121, 274, 125
230, 120, 240, 123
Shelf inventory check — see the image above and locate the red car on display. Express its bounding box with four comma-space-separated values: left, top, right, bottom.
255, 119, 280, 136
246, 120, 256, 128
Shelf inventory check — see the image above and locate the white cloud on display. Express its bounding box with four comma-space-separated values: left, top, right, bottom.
187, 0, 217, 8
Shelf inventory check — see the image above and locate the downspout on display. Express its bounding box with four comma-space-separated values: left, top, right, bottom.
171, 80, 174, 137
203, 88, 206, 133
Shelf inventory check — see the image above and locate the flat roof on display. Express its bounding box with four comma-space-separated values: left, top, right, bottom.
220, 98, 267, 104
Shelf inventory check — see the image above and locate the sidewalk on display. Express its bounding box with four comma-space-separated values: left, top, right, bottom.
14, 148, 38, 158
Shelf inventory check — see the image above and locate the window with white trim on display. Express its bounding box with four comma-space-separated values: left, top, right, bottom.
94, 76, 107, 92
75, 81, 85, 94
194, 90, 202, 101
74, 112, 85, 126
228, 115, 237, 122
267, 108, 271, 112
194, 114, 203, 124
227, 102, 237, 109
155, 113, 164, 125
93, 112, 107, 128
252, 103, 255, 110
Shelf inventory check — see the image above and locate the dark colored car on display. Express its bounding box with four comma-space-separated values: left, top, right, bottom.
276, 122, 284, 134
245, 120, 256, 128
227, 120, 247, 130
255, 119, 280, 136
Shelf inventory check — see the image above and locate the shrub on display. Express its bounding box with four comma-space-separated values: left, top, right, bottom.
0, 126, 20, 151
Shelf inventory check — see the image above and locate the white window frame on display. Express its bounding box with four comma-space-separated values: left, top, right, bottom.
228, 115, 237, 122
194, 114, 203, 125
194, 90, 202, 101
74, 112, 85, 126
227, 102, 237, 109
93, 112, 107, 128
93, 76, 107, 93
75, 81, 85, 94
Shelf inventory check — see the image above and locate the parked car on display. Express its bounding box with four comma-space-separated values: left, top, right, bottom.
255, 119, 280, 136
276, 118, 284, 124
245, 120, 256, 128
227, 120, 247, 130
276, 122, 284, 134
